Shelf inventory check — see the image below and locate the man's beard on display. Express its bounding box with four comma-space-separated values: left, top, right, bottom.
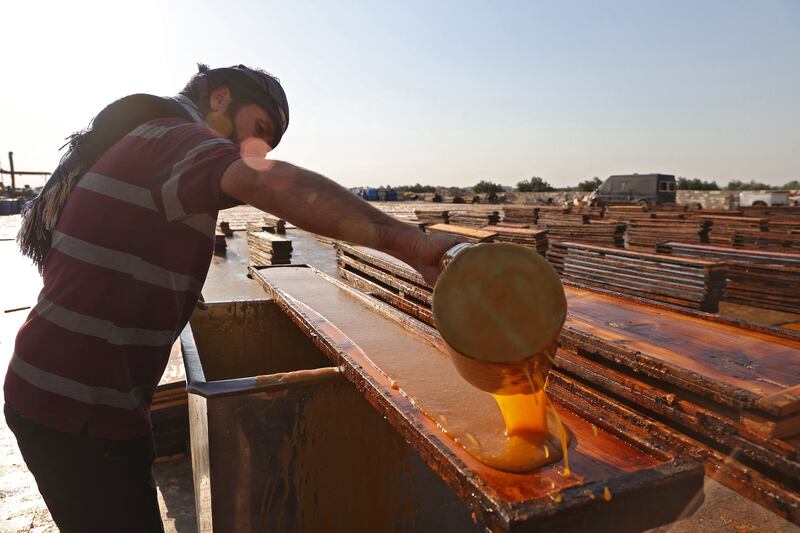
205, 106, 241, 143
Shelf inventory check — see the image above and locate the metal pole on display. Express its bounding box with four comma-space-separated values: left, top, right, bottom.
8, 151, 15, 194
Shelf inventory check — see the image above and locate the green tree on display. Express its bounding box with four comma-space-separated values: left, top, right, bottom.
395, 183, 437, 193
676, 177, 719, 190
725, 180, 774, 191
516, 176, 554, 192
473, 180, 505, 194
576, 177, 603, 192
783, 180, 800, 190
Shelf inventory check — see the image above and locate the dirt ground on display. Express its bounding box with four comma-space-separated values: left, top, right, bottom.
1, 210, 798, 532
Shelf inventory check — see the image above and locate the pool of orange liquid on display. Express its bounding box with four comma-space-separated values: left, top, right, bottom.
486, 383, 571, 476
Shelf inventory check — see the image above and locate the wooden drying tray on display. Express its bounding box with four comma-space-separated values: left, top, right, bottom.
427, 223, 498, 242
554, 348, 800, 523
337, 244, 800, 427
547, 242, 726, 312
250, 265, 703, 532
333, 246, 800, 522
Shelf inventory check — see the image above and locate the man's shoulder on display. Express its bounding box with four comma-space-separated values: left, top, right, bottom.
123, 118, 232, 152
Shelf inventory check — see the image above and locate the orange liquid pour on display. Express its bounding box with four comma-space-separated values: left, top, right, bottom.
483, 367, 571, 475
492, 388, 548, 437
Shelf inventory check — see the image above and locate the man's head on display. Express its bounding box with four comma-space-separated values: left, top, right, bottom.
180, 64, 289, 157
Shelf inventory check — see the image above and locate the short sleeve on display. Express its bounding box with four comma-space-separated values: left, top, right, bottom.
146, 121, 243, 221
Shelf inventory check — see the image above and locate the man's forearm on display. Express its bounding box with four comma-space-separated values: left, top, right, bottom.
221, 158, 422, 263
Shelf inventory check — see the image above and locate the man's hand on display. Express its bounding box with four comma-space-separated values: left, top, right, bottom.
395, 231, 468, 287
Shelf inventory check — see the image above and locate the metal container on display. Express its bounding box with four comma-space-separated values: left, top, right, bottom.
182, 298, 479, 533
434, 242, 567, 395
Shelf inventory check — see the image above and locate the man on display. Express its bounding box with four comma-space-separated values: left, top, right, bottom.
4, 64, 462, 532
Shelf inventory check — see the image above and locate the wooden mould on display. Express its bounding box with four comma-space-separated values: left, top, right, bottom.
537, 222, 625, 248
502, 206, 538, 225
624, 219, 711, 251
448, 210, 500, 228
251, 265, 703, 532
414, 209, 449, 225
690, 215, 768, 246
657, 242, 800, 314
246, 231, 293, 267
480, 225, 549, 255
732, 230, 800, 252
427, 223, 498, 243
547, 242, 727, 312
334, 244, 800, 523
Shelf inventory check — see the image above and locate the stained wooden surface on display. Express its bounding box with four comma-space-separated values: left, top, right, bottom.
548, 242, 726, 312
427, 223, 497, 242
563, 287, 800, 415
340, 244, 800, 417
251, 266, 702, 530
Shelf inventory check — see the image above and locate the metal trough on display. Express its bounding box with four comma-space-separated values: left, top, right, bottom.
181, 298, 478, 532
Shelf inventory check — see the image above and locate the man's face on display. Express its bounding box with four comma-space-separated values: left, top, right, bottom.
207, 85, 277, 158
230, 103, 277, 158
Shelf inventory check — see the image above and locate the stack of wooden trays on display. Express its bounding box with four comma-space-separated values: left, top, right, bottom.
152, 341, 189, 462
413, 209, 449, 225
480, 225, 548, 254
538, 221, 626, 248
501, 206, 538, 224
217, 205, 270, 231
692, 215, 768, 246
742, 206, 800, 218
731, 231, 800, 252
263, 215, 287, 235
333, 245, 800, 524
245, 221, 268, 234
548, 241, 727, 312
537, 210, 590, 226
448, 210, 500, 227
625, 219, 711, 251
426, 223, 497, 243
701, 209, 744, 217
656, 203, 689, 212
768, 220, 800, 235
604, 207, 687, 223
247, 231, 293, 266
657, 241, 800, 314
555, 291, 800, 524
336, 244, 434, 325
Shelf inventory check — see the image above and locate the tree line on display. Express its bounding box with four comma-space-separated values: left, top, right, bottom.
393, 177, 800, 194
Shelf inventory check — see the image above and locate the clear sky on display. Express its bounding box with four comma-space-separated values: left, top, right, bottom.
1, 0, 798, 189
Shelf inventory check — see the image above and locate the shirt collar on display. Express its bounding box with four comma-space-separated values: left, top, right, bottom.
170, 95, 206, 125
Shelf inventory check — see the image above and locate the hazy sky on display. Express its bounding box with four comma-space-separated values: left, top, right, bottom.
1, 0, 798, 189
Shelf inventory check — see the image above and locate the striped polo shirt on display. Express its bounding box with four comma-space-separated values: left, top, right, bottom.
4, 118, 242, 439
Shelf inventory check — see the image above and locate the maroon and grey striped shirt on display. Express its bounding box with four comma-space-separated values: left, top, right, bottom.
4, 117, 242, 439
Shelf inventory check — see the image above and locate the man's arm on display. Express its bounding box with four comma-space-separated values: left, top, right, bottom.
220, 158, 465, 285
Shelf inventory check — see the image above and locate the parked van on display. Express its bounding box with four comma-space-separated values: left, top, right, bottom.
590, 174, 676, 208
